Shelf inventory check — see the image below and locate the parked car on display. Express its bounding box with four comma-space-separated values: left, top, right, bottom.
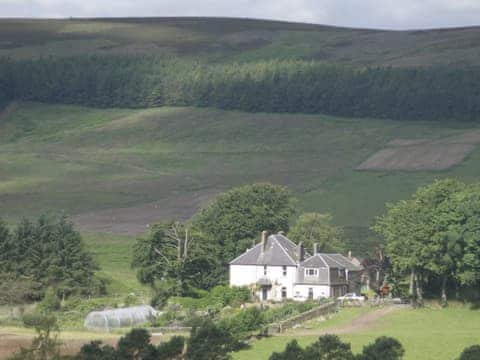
337, 293, 366, 302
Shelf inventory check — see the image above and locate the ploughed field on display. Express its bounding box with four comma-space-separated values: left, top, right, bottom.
2, 102, 480, 246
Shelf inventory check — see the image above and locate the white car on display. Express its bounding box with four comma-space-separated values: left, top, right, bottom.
337, 293, 365, 301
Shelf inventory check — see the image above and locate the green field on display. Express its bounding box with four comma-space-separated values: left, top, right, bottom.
2, 102, 480, 242
233, 305, 480, 360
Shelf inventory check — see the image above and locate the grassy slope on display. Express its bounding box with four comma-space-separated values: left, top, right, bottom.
2, 18, 480, 67
2, 102, 479, 228
234, 305, 480, 360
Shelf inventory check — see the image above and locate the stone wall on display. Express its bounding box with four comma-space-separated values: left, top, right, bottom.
267, 301, 337, 333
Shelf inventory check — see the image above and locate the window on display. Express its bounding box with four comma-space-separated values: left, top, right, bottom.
338, 269, 345, 278
281, 287, 287, 299
263, 265, 267, 275
305, 268, 318, 277
282, 266, 287, 276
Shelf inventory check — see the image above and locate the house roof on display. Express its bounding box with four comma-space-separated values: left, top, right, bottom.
314, 253, 363, 271
229, 233, 309, 266
229, 233, 362, 272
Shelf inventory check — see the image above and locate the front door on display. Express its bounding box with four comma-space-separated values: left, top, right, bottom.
262, 287, 268, 301
308, 288, 314, 300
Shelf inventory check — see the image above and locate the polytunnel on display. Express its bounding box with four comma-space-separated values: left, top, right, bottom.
84, 305, 158, 331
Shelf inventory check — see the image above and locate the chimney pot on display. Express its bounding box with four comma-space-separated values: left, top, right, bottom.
297, 241, 305, 262
348, 250, 352, 259
261, 231, 268, 253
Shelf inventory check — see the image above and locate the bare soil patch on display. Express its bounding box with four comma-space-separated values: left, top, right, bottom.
73, 190, 217, 236
358, 130, 480, 171
0, 331, 169, 359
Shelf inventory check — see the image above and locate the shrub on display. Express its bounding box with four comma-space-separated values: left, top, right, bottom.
186, 318, 240, 360
458, 345, 480, 360
224, 307, 265, 334
359, 336, 404, 360
156, 336, 185, 359
37, 288, 61, 314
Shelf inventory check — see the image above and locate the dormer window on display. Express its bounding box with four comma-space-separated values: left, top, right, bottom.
305, 268, 318, 277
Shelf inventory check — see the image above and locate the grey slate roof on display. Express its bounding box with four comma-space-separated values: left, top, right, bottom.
301, 255, 328, 268
229, 233, 309, 266
229, 233, 362, 275
318, 253, 363, 271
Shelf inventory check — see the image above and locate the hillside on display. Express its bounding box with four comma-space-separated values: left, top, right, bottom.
2, 17, 480, 253
2, 17, 480, 67
2, 102, 480, 254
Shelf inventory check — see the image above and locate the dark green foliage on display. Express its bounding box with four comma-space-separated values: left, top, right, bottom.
359, 336, 404, 360
208, 285, 251, 307
458, 345, 480, 360
193, 183, 297, 264
132, 221, 219, 297
37, 287, 61, 314
303, 335, 355, 360
269, 335, 355, 360
116, 328, 156, 360
77, 330, 184, 360
186, 319, 239, 360
269, 340, 305, 360
76, 341, 117, 360
156, 336, 185, 360
223, 307, 265, 334
0, 214, 104, 301
269, 335, 405, 360
1, 55, 480, 121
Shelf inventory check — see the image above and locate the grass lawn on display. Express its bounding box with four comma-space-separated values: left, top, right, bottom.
233, 304, 480, 360
82, 232, 150, 296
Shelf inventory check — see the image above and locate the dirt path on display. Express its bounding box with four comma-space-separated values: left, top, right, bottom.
284, 305, 405, 337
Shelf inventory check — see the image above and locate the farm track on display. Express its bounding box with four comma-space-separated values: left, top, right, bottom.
282, 305, 405, 337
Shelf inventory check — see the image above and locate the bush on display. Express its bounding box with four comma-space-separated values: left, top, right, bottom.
359, 336, 404, 360
186, 318, 241, 360
458, 345, 480, 360
157, 336, 185, 359
37, 288, 60, 314
223, 307, 265, 334
209, 285, 251, 307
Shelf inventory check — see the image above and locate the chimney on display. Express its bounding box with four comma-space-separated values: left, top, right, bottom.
297, 242, 305, 262
278, 231, 285, 235
313, 243, 318, 255
348, 250, 352, 260
261, 230, 268, 253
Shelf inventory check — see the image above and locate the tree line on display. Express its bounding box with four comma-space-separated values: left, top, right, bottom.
0, 215, 105, 303
1, 55, 480, 121
373, 179, 480, 306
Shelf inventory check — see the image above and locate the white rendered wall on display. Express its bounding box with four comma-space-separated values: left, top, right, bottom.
229, 265, 297, 301
293, 284, 330, 300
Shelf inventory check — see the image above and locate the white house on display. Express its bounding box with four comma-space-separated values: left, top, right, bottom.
229, 231, 363, 301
